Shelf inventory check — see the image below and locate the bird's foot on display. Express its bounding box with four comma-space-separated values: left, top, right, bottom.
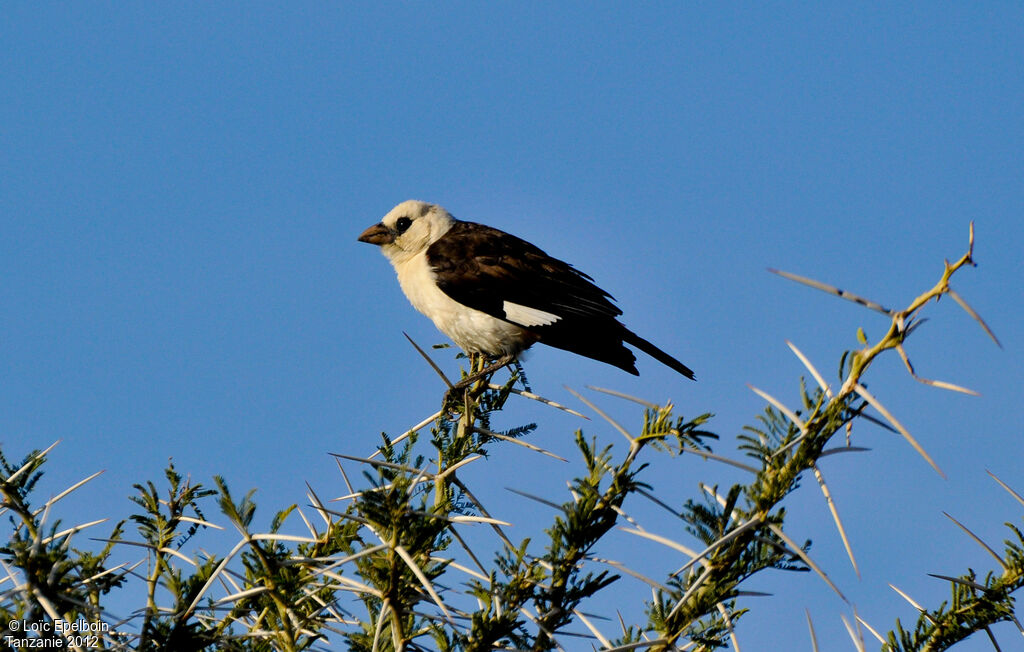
442, 354, 516, 414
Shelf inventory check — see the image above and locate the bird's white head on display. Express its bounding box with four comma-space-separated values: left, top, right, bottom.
357, 200, 456, 264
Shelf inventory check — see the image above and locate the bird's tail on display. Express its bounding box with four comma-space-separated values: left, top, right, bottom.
623, 330, 696, 380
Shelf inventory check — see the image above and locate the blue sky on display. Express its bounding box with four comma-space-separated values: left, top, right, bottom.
2, 4, 1022, 649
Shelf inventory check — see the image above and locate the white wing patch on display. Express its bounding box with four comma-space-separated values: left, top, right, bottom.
502, 301, 562, 327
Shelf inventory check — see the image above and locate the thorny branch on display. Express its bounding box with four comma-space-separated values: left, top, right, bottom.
1, 223, 1015, 652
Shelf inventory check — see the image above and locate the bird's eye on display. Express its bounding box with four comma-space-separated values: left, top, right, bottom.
395, 217, 412, 233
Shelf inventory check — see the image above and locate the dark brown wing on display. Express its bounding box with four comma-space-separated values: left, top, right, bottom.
427, 221, 695, 379
428, 221, 620, 320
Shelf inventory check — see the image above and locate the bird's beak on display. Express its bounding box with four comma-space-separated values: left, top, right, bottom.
357, 222, 395, 246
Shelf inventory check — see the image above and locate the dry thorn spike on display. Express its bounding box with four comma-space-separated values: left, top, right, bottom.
699, 483, 742, 526
505, 487, 563, 511
818, 446, 872, 458
943, 511, 1009, 571
295, 507, 318, 539
183, 538, 252, 619
771, 432, 808, 461
748, 384, 807, 435
984, 627, 1003, 651
589, 556, 671, 592
636, 488, 685, 520
767, 522, 848, 603
328, 453, 438, 478
671, 517, 762, 577
44, 470, 105, 509
948, 289, 1002, 348
679, 447, 760, 473
451, 477, 518, 554
666, 567, 711, 621
251, 532, 319, 544
515, 607, 568, 652
40, 518, 109, 546
619, 526, 701, 560
178, 515, 223, 530
306, 544, 390, 579
409, 511, 512, 527
214, 586, 269, 606
853, 383, 946, 479
786, 341, 833, 398
32, 590, 86, 652
307, 505, 374, 527
896, 344, 980, 396
606, 640, 677, 652
850, 409, 899, 434
433, 455, 484, 481
6, 440, 61, 485
394, 544, 456, 626
79, 560, 134, 587
586, 385, 661, 410
609, 503, 641, 530
471, 425, 568, 462
446, 525, 488, 577
806, 609, 820, 652
840, 614, 866, 652
573, 609, 613, 648
812, 464, 859, 578
489, 384, 589, 418
402, 331, 454, 388
888, 583, 939, 625
716, 602, 740, 651
564, 385, 635, 445
987, 470, 1024, 508
371, 597, 389, 652
854, 613, 887, 644
767, 268, 895, 315
368, 410, 443, 460
1009, 614, 1024, 637
33, 500, 53, 547
927, 573, 989, 592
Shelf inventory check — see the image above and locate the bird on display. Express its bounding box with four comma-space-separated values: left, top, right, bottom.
358, 200, 695, 382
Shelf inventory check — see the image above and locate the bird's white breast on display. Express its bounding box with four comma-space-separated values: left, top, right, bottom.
392, 252, 532, 356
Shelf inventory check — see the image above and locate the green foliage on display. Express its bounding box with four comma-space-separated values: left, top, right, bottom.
0, 232, 1018, 650
0, 448, 128, 647
885, 526, 1024, 650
